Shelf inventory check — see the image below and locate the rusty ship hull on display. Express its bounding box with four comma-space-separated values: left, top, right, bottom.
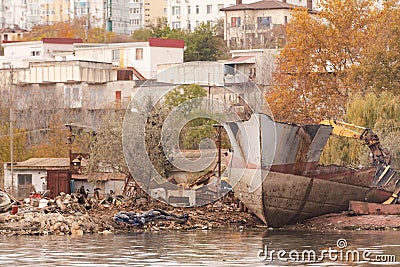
224, 114, 392, 227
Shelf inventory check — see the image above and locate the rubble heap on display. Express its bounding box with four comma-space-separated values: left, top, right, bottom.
0, 191, 263, 236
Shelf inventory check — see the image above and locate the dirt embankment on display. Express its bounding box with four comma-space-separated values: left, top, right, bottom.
284, 212, 400, 231
0, 193, 263, 236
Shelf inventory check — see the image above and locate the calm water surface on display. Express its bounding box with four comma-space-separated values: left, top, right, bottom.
0, 230, 399, 266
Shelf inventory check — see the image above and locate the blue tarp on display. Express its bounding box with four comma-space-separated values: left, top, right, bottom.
114, 209, 189, 226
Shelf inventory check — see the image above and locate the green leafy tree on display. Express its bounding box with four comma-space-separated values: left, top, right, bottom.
165, 84, 218, 150
131, 28, 153, 41
184, 22, 228, 62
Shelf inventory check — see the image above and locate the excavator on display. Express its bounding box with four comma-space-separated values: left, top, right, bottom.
320, 120, 400, 204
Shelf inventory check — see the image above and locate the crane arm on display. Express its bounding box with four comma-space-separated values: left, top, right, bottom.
320, 120, 397, 190
320, 120, 391, 166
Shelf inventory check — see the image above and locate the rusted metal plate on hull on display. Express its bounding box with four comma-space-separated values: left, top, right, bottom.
223, 114, 393, 227
349, 201, 400, 215
231, 168, 266, 224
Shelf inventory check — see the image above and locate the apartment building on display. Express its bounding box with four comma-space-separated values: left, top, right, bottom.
143, 0, 167, 27
166, 0, 236, 30
0, 0, 140, 35
221, 0, 317, 49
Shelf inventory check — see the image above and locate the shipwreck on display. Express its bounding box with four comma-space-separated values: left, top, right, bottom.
224, 114, 399, 227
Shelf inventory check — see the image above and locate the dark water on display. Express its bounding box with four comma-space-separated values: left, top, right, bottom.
0, 230, 399, 266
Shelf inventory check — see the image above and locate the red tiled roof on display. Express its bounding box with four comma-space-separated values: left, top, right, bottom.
149, 38, 185, 48
221, 0, 298, 11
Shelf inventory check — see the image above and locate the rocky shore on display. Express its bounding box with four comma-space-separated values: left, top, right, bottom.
0, 193, 263, 236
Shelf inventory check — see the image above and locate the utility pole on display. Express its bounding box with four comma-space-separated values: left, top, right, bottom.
66, 124, 74, 173
213, 124, 223, 178
9, 67, 14, 195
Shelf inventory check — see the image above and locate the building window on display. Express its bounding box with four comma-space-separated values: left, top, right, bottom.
172, 6, 181, 15
231, 17, 241, 27
30, 50, 40, 56
196, 5, 199, 14
163, 8, 167, 14
187, 5, 190, 15
130, 19, 140, 25
130, 8, 140, 14
136, 48, 143, 60
257, 16, 271, 28
218, 4, 224, 11
284, 16, 288, 24
172, 21, 181, 29
112, 49, 120, 61
72, 87, 80, 101
206, 5, 212, 14
17, 174, 32, 199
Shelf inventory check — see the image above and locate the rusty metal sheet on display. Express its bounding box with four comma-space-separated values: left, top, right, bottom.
349, 200, 400, 215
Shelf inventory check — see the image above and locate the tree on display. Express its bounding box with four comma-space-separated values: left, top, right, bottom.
165, 84, 206, 107
150, 17, 187, 40
349, 0, 400, 94
20, 19, 128, 43
320, 92, 400, 168
164, 84, 221, 150
20, 19, 85, 41
131, 28, 153, 41
267, 0, 378, 123
184, 22, 228, 61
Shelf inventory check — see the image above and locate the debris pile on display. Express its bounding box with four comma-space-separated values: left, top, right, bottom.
0, 190, 262, 236
0, 211, 98, 235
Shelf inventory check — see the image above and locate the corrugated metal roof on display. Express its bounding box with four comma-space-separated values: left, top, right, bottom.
221, 0, 298, 11
7, 158, 69, 169
224, 56, 256, 64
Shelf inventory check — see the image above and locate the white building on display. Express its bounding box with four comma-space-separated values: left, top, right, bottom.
221, 0, 318, 49
223, 49, 278, 86
4, 158, 69, 199
165, 0, 316, 31
3, 158, 126, 199
73, 38, 184, 79
1, 37, 184, 80
166, 0, 247, 30
1, 37, 83, 68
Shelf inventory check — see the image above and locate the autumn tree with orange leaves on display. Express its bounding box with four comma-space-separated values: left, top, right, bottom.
20, 18, 130, 43
267, 0, 400, 124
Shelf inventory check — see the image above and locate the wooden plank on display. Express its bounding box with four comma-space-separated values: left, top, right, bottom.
349, 200, 400, 215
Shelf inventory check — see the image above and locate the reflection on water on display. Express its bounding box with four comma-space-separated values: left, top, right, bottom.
0, 230, 399, 266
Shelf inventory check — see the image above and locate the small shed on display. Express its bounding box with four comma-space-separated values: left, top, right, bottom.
3, 158, 69, 199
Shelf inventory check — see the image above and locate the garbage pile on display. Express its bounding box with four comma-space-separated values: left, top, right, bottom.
0, 188, 124, 236
0, 189, 262, 236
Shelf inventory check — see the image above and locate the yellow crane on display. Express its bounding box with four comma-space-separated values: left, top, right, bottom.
320, 120, 399, 204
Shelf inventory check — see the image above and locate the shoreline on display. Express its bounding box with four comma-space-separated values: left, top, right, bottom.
1, 193, 399, 235
0, 195, 263, 236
